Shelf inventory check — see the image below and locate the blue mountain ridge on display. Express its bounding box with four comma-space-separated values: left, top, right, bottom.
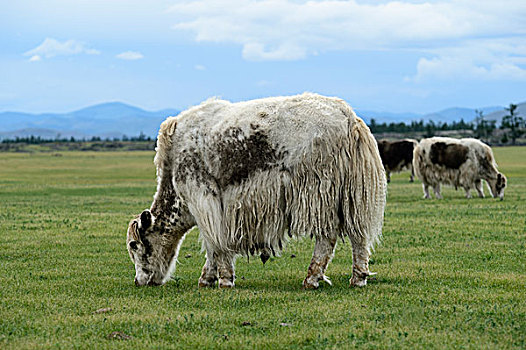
355, 106, 504, 125
0, 102, 179, 140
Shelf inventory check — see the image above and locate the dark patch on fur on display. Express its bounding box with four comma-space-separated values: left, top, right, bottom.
140, 210, 152, 229
140, 175, 186, 261
173, 147, 218, 196
429, 142, 469, 169
476, 153, 499, 180
496, 173, 506, 191
216, 127, 281, 187
151, 178, 175, 214
129, 241, 138, 251
478, 154, 492, 172
148, 177, 186, 234
141, 237, 153, 261
377, 140, 415, 171
260, 252, 270, 264
137, 214, 152, 247
337, 201, 345, 230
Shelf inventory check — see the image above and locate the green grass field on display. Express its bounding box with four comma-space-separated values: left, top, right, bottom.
1, 147, 525, 349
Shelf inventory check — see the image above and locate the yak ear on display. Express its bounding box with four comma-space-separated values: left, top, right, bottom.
129, 220, 141, 242
139, 209, 152, 230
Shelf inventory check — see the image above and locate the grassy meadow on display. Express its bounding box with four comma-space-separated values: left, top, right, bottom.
0, 147, 525, 349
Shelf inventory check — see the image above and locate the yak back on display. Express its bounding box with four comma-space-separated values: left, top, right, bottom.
168, 93, 352, 192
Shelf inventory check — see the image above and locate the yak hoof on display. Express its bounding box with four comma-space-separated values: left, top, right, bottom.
303, 275, 332, 289
350, 277, 367, 287
218, 278, 234, 289
302, 278, 319, 290
198, 277, 217, 288
350, 271, 376, 287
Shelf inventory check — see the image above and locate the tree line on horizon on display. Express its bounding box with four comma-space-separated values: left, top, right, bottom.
1, 131, 153, 145
370, 103, 525, 145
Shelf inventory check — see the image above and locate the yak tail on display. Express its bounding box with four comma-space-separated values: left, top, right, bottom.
341, 105, 387, 252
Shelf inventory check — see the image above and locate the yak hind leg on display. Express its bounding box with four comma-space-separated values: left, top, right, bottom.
433, 183, 443, 199
303, 234, 337, 289
350, 237, 375, 287
422, 182, 432, 199
198, 252, 218, 288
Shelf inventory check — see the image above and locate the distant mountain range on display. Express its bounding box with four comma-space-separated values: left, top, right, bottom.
0, 102, 179, 140
480, 102, 526, 123
1, 100, 524, 140
355, 106, 508, 125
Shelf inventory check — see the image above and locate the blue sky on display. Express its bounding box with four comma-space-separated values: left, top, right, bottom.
1, 0, 525, 114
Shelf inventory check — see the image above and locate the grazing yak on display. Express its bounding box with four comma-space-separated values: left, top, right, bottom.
413, 137, 506, 199
377, 139, 418, 183
126, 93, 387, 289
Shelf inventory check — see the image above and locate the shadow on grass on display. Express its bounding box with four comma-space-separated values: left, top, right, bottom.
116, 272, 394, 296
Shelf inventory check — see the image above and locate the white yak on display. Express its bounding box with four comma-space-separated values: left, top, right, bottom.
126, 93, 387, 289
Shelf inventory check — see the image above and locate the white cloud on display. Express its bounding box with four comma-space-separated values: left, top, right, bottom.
24, 38, 100, 59
116, 51, 144, 60
411, 56, 526, 82
407, 38, 526, 82
169, 0, 526, 61
194, 64, 206, 70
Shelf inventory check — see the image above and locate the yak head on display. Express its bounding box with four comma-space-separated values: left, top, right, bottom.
126, 209, 183, 286
487, 172, 507, 200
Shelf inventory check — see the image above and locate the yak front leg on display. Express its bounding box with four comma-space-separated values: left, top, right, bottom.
216, 253, 236, 289
475, 179, 485, 198
350, 238, 374, 287
198, 252, 218, 288
303, 234, 337, 289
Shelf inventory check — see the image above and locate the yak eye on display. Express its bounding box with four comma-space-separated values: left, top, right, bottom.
129, 241, 139, 251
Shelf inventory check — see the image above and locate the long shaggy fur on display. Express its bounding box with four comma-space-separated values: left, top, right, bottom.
154, 93, 386, 257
